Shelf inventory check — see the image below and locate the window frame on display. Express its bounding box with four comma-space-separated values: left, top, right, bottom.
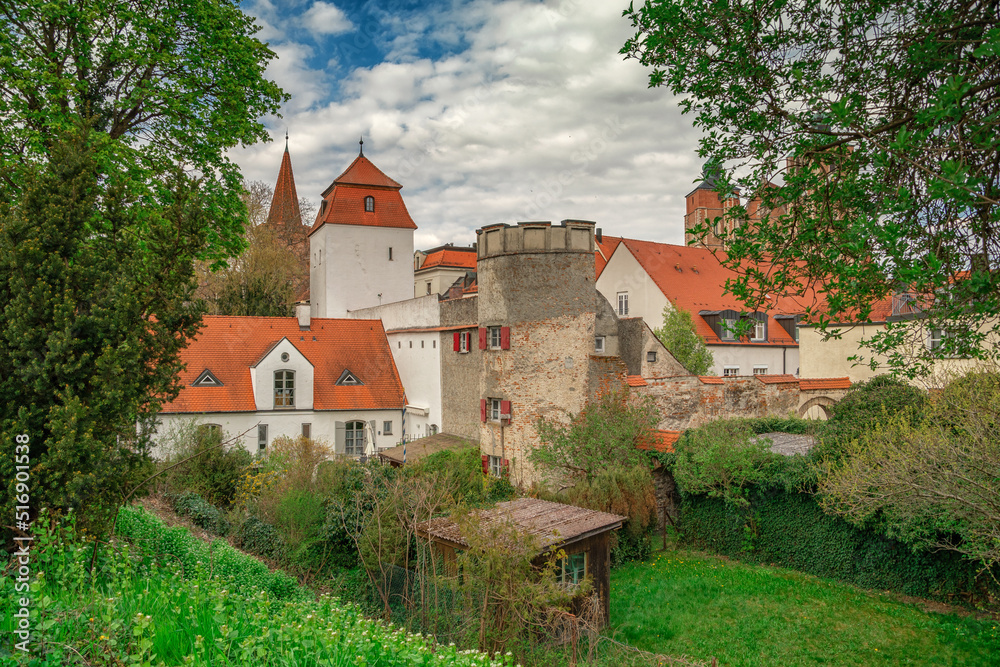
723, 366, 740, 377
490, 398, 502, 422
258, 424, 268, 451
488, 454, 504, 478
752, 319, 767, 342
459, 331, 470, 353
617, 292, 629, 316
556, 551, 587, 587
488, 326, 502, 350
594, 336, 605, 353
721, 318, 737, 341
752, 365, 768, 375
646, 350, 657, 363
364, 195, 374, 212
274, 370, 295, 409
345, 420, 365, 457
301, 423, 311, 439
383, 420, 393, 435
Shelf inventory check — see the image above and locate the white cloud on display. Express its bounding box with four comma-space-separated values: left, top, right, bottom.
301, 2, 353, 37
231, 0, 706, 249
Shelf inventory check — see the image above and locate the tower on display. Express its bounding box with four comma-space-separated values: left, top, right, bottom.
308, 140, 417, 318
683, 168, 740, 250
264, 133, 309, 298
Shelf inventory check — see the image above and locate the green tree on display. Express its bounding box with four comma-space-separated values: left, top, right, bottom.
0, 0, 286, 264
653, 305, 714, 375
623, 0, 1000, 377
0, 129, 208, 535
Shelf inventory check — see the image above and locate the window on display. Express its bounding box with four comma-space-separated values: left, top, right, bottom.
274, 370, 294, 408
721, 318, 737, 341
383, 420, 393, 435
617, 292, 629, 316
280, 352, 289, 362
197, 424, 222, 443
647, 350, 657, 363
594, 336, 605, 353
723, 366, 740, 377
421, 340, 425, 348
258, 424, 268, 451
459, 331, 470, 353
556, 551, 587, 586
490, 398, 502, 422
388, 247, 393, 261
364, 196, 374, 212
301, 423, 311, 439
489, 326, 502, 349
488, 455, 504, 478
426, 282, 432, 295
433, 340, 436, 349
751, 319, 767, 342
345, 421, 365, 456
928, 327, 945, 351
753, 366, 768, 375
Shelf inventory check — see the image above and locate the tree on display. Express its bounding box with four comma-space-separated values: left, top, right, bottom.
0, 129, 208, 535
817, 370, 1000, 568
623, 0, 1000, 377
653, 305, 714, 375
0, 0, 286, 263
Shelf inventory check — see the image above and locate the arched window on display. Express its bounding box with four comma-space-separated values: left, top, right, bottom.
274, 370, 295, 408
364, 196, 374, 212
345, 420, 365, 456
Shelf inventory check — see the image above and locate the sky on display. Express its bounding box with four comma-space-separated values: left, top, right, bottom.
232, 0, 706, 250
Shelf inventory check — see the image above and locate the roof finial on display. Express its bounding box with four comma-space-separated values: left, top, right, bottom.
359, 135, 364, 156
284, 129, 289, 152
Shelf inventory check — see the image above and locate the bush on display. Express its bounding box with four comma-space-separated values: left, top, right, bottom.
158, 422, 252, 505
821, 375, 928, 451
170, 491, 231, 536
408, 445, 517, 506
235, 515, 283, 560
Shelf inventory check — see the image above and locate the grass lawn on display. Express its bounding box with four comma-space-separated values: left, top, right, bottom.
609, 548, 1000, 666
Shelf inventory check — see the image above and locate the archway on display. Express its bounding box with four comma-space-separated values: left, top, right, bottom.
797, 396, 837, 420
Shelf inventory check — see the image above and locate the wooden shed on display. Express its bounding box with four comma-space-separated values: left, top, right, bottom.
416, 498, 625, 625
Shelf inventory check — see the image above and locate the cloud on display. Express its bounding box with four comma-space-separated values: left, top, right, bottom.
232, 0, 705, 250
301, 2, 353, 37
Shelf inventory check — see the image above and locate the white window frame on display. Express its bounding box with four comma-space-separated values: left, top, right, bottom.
488, 326, 502, 350
753, 365, 768, 375
617, 292, 629, 316
594, 336, 605, 353
927, 327, 945, 351
490, 398, 502, 422
488, 454, 503, 478
723, 366, 740, 377
459, 331, 470, 353
258, 424, 268, 451
721, 318, 737, 341
426, 282, 432, 295
383, 420, 392, 435
345, 421, 365, 457
274, 370, 295, 408
752, 319, 766, 342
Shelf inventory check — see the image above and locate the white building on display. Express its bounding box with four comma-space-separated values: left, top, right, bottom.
155, 315, 407, 456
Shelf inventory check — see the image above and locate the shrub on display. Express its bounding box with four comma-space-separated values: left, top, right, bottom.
157, 422, 252, 505
235, 515, 283, 560
821, 375, 928, 451
408, 445, 517, 506
170, 491, 231, 535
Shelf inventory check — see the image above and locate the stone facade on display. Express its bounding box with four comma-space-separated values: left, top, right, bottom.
440, 295, 481, 440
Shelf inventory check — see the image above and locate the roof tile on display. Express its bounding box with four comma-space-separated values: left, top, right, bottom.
799, 377, 851, 390
637, 430, 681, 453
626, 375, 648, 387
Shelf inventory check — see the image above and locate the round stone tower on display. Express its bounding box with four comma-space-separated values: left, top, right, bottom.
475, 220, 597, 485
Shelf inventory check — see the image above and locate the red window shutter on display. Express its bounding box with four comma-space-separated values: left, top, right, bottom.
453, 331, 461, 351
500, 326, 510, 349
501, 458, 509, 476
480, 398, 487, 422
500, 400, 511, 422
478, 327, 487, 350
481, 454, 489, 474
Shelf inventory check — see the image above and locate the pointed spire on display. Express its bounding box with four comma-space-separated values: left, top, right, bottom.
266, 138, 301, 228
359, 135, 364, 156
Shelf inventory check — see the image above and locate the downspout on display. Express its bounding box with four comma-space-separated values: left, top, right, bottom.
401, 408, 406, 464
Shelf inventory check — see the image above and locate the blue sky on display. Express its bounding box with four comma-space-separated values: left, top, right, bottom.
232, 0, 704, 249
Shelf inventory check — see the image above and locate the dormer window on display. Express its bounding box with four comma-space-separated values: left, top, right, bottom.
364, 196, 374, 212
274, 370, 295, 408
336, 369, 363, 386
192, 369, 223, 387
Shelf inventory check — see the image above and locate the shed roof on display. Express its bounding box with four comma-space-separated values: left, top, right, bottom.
418, 498, 625, 551
377, 433, 474, 466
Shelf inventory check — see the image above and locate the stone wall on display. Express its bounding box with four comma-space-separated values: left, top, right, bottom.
439, 296, 481, 440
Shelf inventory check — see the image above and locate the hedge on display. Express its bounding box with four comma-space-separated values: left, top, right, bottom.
680, 489, 998, 604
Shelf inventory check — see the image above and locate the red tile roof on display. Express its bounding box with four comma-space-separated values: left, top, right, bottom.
161, 316, 406, 414
617, 238, 815, 346
595, 235, 622, 279
419, 249, 477, 271
266, 147, 301, 227
699, 376, 724, 384
799, 377, 851, 391
755, 374, 799, 384
637, 430, 681, 453
309, 155, 417, 235
626, 375, 648, 387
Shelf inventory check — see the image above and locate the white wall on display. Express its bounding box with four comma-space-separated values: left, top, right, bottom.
707, 345, 799, 377
250, 337, 314, 411
385, 330, 442, 438
311, 224, 414, 318
349, 294, 440, 329
154, 408, 405, 458
596, 244, 670, 324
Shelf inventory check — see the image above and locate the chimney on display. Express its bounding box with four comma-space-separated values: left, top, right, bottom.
296, 301, 310, 329
596, 227, 603, 243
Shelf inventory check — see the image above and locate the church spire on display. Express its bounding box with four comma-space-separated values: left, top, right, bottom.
359, 135, 364, 156
266, 134, 301, 228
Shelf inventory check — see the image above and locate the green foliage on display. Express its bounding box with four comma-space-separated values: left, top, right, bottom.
680, 490, 999, 605
1, 511, 514, 666
0, 0, 286, 265
0, 129, 209, 538
532, 388, 659, 479
234, 515, 283, 561
623, 0, 1000, 376
818, 369, 1000, 567
672, 420, 785, 506
170, 491, 231, 536
653, 305, 714, 375
408, 444, 516, 506
158, 423, 252, 506
820, 375, 928, 452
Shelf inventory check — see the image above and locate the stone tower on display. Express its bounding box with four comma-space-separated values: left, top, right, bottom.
475, 220, 598, 485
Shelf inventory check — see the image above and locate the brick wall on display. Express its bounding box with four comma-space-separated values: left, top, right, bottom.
636, 375, 800, 431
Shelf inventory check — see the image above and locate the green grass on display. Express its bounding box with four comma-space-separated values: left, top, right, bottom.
609, 548, 1000, 666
